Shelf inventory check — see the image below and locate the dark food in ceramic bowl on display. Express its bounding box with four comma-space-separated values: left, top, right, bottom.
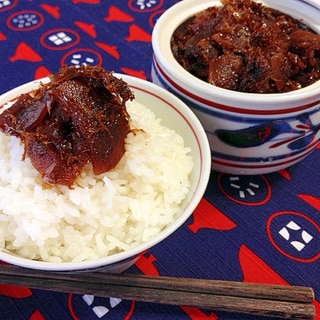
171, 0, 320, 93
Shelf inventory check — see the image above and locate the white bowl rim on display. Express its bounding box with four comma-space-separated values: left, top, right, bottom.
152, 0, 320, 111
0, 74, 212, 271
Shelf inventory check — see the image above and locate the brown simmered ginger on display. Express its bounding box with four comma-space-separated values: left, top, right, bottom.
171, 0, 320, 93
0, 65, 134, 187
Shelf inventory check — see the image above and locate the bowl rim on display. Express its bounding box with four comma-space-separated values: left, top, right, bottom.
0, 74, 212, 271
152, 0, 320, 111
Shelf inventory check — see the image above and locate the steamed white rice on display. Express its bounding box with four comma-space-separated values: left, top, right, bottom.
0, 100, 193, 262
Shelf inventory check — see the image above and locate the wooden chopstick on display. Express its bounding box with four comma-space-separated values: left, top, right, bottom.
0, 265, 315, 319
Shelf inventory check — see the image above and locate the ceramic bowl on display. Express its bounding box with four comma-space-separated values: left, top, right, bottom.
0, 74, 211, 272
151, 0, 320, 175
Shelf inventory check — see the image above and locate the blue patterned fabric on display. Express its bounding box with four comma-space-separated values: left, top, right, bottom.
0, 1, 319, 319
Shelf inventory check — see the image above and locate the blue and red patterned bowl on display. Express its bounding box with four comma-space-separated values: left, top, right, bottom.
151, 0, 320, 175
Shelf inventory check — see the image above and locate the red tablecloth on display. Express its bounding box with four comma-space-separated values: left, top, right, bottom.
0, 1, 319, 319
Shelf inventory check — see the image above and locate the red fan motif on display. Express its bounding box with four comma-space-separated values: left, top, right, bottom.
188, 198, 237, 233
126, 24, 151, 42
104, 6, 134, 23
9, 42, 42, 62
74, 21, 96, 38
95, 42, 119, 59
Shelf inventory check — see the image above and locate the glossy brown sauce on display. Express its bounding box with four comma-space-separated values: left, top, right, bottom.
0, 65, 134, 187
171, 0, 320, 93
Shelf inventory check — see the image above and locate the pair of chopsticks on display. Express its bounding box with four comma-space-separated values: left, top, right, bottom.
0, 265, 315, 319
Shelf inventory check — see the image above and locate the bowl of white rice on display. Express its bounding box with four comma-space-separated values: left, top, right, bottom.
0, 74, 211, 272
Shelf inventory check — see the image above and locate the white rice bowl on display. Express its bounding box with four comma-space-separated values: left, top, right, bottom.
0, 75, 211, 271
